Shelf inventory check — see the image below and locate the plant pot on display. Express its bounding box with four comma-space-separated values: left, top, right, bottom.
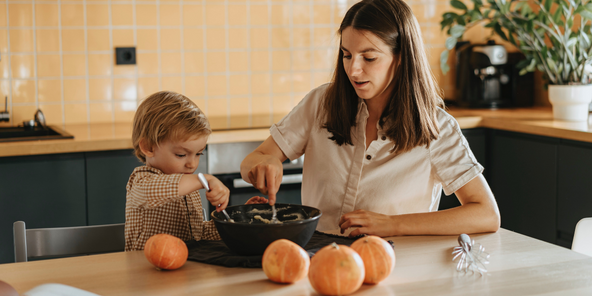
548, 84, 592, 121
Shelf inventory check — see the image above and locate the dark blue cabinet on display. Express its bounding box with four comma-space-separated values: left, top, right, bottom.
85, 150, 142, 225
0, 153, 87, 264
489, 130, 558, 244
557, 140, 592, 248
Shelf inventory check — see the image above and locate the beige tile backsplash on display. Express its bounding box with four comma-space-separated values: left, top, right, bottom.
0, 0, 464, 130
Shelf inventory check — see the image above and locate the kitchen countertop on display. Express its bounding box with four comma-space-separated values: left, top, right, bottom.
1, 106, 592, 158
1, 228, 592, 295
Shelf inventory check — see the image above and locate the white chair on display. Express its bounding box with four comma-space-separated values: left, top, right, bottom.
13, 221, 125, 262
572, 217, 592, 257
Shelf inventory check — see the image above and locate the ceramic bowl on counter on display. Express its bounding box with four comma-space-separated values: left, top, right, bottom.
210, 203, 322, 256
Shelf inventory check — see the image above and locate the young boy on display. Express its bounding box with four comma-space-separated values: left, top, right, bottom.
124, 91, 230, 251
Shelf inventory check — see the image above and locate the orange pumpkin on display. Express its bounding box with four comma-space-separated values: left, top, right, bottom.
308, 243, 365, 296
262, 239, 310, 283
350, 235, 396, 284
144, 234, 188, 270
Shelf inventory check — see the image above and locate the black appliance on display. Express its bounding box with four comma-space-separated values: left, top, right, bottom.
455, 40, 534, 108
206, 141, 303, 215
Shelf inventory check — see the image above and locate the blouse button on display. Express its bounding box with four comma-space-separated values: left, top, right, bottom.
366, 155, 372, 160
381, 136, 386, 141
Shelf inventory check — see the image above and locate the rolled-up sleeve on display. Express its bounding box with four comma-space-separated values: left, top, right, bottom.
270, 84, 327, 161
429, 111, 484, 195
128, 169, 184, 209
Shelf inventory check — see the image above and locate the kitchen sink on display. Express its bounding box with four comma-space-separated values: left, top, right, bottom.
0, 125, 74, 142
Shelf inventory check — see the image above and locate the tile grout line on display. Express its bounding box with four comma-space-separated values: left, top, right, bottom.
5, 2, 12, 126
202, 0, 208, 116
246, 1, 252, 128
266, 0, 272, 126
309, 0, 314, 93
84, 0, 91, 126
32, 0, 39, 113
156, 0, 162, 92
225, 0, 230, 129
180, 0, 185, 101
133, 0, 138, 118
58, 0, 66, 127
108, 0, 115, 124
288, 0, 293, 111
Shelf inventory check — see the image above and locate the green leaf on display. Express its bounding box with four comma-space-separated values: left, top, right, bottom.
553, 6, 563, 23
527, 58, 537, 71
547, 57, 557, 72
484, 21, 497, 28
515, 58, 530, 69
450, 24, 466, 38
442, 12, 459, 20
519, 68, 528, 75
494, 23, 508, 41
456, 15, 467, 26
445, 37, 457, 50
544, 0, 553, 12
579, 10, 592, 20
509, 31, 517, 46
440, 50, 450, 74
440, 18, 455, 30
483, 9, 491, 18
470, 10, 482, 20
567, 37, 578, 48
451, 0, 468, 11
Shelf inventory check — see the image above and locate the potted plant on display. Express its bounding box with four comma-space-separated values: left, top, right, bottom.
440, 0, 592, 121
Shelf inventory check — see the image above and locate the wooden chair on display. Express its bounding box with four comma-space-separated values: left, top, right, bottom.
572, 217, 592, 257
13, 221, 125, 262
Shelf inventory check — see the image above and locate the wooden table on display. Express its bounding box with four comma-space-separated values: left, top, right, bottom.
1, 229, 591, 296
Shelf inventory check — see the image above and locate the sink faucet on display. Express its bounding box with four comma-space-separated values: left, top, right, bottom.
0, 96, 8, 122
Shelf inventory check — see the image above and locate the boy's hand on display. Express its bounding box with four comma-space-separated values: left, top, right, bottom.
204, 175, 230, 212
245, 196, 268, 205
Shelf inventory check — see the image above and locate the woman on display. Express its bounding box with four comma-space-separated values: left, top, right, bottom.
240, 0, 500, 237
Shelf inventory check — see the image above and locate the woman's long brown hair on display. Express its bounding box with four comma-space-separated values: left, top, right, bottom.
321, 0, 444, 154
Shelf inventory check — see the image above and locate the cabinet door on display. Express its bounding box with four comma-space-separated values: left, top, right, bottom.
85, 150, 143, 225
439, 128, 488, 210
0, 153, 86, 264
489, 130, 558, 244
557, 140, 592, 248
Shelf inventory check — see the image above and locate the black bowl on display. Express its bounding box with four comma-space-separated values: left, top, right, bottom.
211, 203, 322, 256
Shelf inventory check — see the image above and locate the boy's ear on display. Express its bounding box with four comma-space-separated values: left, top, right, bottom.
139, 139, 155, 158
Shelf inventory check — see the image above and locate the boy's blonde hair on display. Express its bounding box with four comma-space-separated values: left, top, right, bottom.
132, 91, 211, 163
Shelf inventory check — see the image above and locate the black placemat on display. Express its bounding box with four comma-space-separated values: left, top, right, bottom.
186, 231, 363, 268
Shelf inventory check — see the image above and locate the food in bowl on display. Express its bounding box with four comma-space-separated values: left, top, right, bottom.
211, 204, 322, 256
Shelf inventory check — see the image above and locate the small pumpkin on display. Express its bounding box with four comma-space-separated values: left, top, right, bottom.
144, 234, 188, 270
350, 235, 396, 284
308, 243, 365, 296
262, 239, 310, 283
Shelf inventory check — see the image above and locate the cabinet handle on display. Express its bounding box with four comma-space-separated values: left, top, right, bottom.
233, 174, 303, 188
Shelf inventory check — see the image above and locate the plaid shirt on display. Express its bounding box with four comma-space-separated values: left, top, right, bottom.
124, 166, 221, 251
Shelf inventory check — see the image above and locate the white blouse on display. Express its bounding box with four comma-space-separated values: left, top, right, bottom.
270, 84, 484, 231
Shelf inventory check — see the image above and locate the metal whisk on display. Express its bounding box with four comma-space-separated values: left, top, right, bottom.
452, 234, 490, 275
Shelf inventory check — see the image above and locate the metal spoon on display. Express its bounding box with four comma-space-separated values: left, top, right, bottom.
270, 204, 280, 224
197, 173, 234, 223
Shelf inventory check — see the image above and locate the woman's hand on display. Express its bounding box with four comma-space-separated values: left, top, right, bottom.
204, 175, 230, 212
339, 210, 396, 237
241, 136, 288, 206
245, 196, 269, 204
245, 155, 283, 205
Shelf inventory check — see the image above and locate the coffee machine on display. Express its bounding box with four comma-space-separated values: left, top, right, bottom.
455, 40, 534, 108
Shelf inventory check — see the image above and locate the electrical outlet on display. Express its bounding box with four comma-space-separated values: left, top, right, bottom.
115, 47, 136, 65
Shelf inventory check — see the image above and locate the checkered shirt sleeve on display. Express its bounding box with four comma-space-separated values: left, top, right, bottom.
124, 166, 221, 251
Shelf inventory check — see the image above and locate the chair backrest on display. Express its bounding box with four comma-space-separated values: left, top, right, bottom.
572, 217, 592, 257
13, 221, 125, 262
